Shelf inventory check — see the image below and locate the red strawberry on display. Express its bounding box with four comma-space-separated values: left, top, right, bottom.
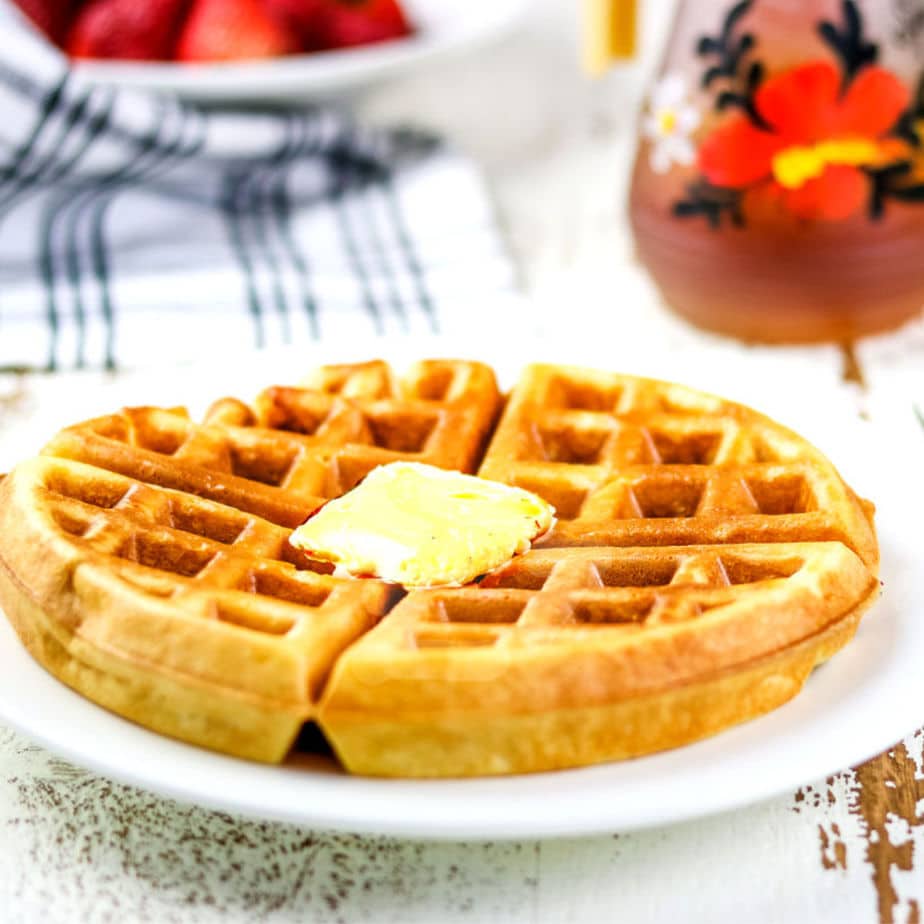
315, 0, 413, 50
67, 0, 191, 60
12, 0, 77, 44
177, 0, 299, 62
262, 0, 326, 50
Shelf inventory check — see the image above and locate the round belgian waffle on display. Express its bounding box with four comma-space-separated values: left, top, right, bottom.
0, 361, 879, 776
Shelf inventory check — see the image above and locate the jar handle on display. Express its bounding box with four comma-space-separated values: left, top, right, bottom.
582, 0, 638, 74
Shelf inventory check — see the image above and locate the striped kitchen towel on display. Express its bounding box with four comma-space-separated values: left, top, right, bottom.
0, 14, 517, 371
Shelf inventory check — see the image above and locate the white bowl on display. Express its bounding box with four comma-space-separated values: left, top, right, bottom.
65, 0, 531, 101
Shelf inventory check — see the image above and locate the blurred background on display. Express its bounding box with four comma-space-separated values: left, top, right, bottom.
0, 0, 920, 461
354, 0, 676, 331
0, 0, 683, 369
6, 0, 922, 369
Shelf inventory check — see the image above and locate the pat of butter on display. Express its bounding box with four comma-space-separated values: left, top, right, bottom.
289, 462, 555, 588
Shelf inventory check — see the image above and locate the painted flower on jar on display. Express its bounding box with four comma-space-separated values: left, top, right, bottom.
643, 72, 702, 174
698, 61, 910, 220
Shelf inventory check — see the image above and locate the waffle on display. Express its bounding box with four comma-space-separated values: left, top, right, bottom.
0, 360, 500, 762
0, 361, 879, 776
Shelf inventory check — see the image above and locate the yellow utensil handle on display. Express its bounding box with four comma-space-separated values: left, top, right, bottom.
583, 0, 638, 75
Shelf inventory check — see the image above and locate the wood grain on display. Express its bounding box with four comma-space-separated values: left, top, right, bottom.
799, 733, 924, 924
853, 736, 924, 924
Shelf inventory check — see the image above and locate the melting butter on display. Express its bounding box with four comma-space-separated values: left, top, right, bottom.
288, 462, 555, 588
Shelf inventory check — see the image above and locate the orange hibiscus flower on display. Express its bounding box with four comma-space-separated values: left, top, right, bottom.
699, 61, 911, 220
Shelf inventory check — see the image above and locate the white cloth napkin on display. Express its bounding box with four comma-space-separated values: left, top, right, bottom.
0, 13, 517, 371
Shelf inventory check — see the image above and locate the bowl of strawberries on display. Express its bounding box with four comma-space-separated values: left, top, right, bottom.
8, 0, 528, 100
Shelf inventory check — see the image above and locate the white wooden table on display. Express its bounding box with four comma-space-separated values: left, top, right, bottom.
2, 2, 924, 921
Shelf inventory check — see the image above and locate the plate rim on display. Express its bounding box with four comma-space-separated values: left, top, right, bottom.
0, 579, 921, 842
0, 344, 924, 841
0, 392, 921, 841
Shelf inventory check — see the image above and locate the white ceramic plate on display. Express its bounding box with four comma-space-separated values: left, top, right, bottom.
0, 340, 922, 841
69, 0, 531, 102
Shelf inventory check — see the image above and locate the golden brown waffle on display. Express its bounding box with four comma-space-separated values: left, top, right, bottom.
0, 360, 499, 762
320, 543, 873, 775
479, 365, 877, 567
0, 456, 393, 761
43, 360, 503, 526
0, 360, 879, 776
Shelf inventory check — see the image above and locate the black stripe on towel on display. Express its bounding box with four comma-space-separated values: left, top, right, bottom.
60, 99, 177, 368
0, 74, 67, 188
87, 103, 207, 369
221, 167, 268, 350
37, 91, 118, 369
246, 114, 301, 345
327, 132, 384, 334
382, 173, 438, 333
270, 115, 320, 339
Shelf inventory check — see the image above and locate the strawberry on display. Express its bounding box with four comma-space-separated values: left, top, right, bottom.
262, 0, 326, 50
177, 0, 299, 62
12, 0, 77, 44
315, 0, 413, 50
67, 0, 191, 60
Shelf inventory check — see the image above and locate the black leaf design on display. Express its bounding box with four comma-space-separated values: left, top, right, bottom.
893, 73, 924, 148
817, 0, 879, 84
695, 0, 766, 127
673, 182, 745, 229
702, 64, 728, 88
714, 63, 768, 128
890, 184, 924, 201
722, 0, 754, 44
865, 160, 924, 219
697, 0, 755, 88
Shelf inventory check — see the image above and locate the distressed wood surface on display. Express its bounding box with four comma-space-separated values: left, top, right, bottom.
1, 0, 924, 921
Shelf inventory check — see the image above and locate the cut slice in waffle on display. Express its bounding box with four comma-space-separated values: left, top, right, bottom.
0, 360, 879, 775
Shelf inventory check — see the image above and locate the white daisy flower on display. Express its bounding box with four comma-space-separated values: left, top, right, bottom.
643, 72, 702, 174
